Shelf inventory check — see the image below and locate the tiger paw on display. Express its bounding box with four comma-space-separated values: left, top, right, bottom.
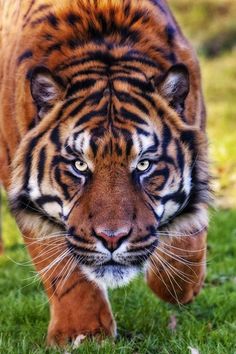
46, 298, 116, 347
47, 319, 116, 347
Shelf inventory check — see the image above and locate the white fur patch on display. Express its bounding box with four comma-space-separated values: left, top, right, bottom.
130, 132, 155, 170
155, 204, 164, 218
81, 264, 140, 289
162, 200, 180, 221
161, 207, 208, 236
43, 201, 62, 219
183, 168, 192, 195
28, 174, 41, 200
73, 131, 94, 170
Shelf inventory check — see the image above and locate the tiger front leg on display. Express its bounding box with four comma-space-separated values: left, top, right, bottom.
47, 272, 116, 346
146, 229, 207, 304
24, 232, 116, 347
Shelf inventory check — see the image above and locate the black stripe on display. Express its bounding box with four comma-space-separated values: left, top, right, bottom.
56, 57, 98, 72
157, 155, 176, 167
47, 13, 59, 28
130, 10, 146, 26
180, 131, 195, 151
166, 24, 176, 45
23, 132, 45, 191
46, 42, 62, 55
37, 146, 46, 184
176, 139, 184, 174
90, 140, 98, 157
66, 12, 82, 26
119, 52, 162, 69
54, 166, 70, 199
115, 91, 149, 115
74, 103, 108, 127
55, 97, 78, 121
115, 76, 154, 93
50, 126, 61, 151
120, 107, 148, 125
162, 124, 172, 152
115, 143, 122, 156
135, 127, 150, 137
17, 50, 33, 65
125, 137, 133, 156
31, 12, 59, 28
70, 68, 106, 79
35, 195, 62, 207
51, 155, 72, 166
66, 79, 96, 98
67, 37, 82, 50
69, 91, 103, 117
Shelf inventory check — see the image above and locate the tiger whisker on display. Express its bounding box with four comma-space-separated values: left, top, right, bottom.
151, 252, 195, 284
21, 246, 69, 282
157, 244, 206, 267
147, 253, 182, 307
6, 242, 65, 267
151, 253, 186, 289
145, 248, 183, 305
40, 256, 75, 307
156, 225, 207, 237
148, 246, 195, 283
38, 249, 71, 277
57, 258, 78, 293
28, 245, 67, 267
158, 240, 206, 254
23, 234, 68, 245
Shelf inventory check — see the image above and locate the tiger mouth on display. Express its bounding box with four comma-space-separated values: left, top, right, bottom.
67, 236, 158, 268
81, 263, 142, 288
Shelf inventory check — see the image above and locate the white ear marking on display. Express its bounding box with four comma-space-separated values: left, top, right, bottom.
30, 66, 65, 118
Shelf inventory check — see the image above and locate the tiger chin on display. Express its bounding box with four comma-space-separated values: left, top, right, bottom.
0, 0, 210, 347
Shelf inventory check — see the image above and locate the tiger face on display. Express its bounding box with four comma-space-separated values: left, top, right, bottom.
10, 52, 203, 288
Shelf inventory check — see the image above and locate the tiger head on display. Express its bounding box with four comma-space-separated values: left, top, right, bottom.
10, 51, 208, 288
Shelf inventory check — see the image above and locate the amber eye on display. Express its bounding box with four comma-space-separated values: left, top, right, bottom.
74, 160, 88, 173
136, 160, 151, 172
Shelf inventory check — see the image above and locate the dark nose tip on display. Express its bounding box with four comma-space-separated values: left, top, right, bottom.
94, 228, 131, 251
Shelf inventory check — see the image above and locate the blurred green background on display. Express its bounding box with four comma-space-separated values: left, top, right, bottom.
171, 0, 236, 208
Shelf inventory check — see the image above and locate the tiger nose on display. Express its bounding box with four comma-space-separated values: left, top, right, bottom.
94, 228, 131, 251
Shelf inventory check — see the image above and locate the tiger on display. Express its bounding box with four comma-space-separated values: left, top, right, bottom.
0, 0, 210, 346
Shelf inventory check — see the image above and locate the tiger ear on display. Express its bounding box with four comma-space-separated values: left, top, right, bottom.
155, 64, 189, 116
30, 67, 66, 119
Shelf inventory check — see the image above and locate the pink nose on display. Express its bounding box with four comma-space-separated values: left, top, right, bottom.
94, 228, 131, 251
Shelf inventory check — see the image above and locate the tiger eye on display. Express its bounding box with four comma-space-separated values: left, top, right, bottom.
74, 160, 88, 172
136, 160, 150, 172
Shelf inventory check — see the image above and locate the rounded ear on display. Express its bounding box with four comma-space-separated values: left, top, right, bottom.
155, 64, 190, 116
30, 66, 66, 119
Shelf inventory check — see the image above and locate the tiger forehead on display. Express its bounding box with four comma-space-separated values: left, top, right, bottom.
69, 128, 158, 160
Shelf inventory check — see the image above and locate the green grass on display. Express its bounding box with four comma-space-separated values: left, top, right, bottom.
1, 1, 236, 353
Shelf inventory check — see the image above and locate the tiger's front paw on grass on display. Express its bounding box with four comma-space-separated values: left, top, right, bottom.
47, 325, 116, 347
46, 309, 116, 347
